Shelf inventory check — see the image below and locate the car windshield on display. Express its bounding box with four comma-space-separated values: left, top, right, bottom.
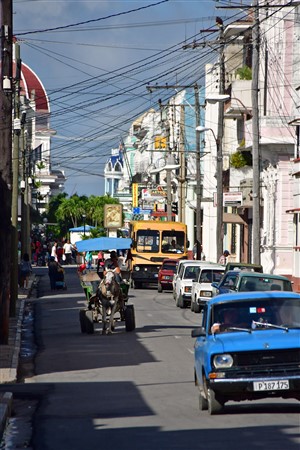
200, 269, 224, 283
183, 266, 200, 280
210, 298, 300, 333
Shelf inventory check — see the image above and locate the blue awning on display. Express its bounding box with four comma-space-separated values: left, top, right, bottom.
69, 225, 95, 232
75, 237, 132, 252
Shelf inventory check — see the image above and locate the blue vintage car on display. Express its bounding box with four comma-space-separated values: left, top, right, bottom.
191, 291, 300, 415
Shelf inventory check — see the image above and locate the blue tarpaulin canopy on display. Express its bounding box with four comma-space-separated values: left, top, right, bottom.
69, 226, 95, 232
75, 237, 132, 253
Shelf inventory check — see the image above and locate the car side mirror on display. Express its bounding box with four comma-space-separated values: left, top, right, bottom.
191, 327, 206, 338
211, 282, 218, 288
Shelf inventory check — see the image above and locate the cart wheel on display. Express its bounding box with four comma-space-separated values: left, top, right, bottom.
85, 310, 94, 334
79, 309, 87, 333
124, 305, 135, 331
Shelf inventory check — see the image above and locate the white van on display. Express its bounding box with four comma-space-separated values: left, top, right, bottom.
190, 263, 225, 313
173, 260, 213, 308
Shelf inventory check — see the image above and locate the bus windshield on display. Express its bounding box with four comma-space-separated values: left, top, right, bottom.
136, 230, 160, 253
161, 231, 185, 253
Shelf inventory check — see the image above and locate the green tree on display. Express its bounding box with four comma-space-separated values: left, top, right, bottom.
56, 195, 84, 228
230, 151, 252, 168
235, 65, 252, 80
46, 193, 122, 238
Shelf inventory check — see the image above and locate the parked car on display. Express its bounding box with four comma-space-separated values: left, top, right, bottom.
157, 259, 178, 293
191, 264, 225, 313
174, 261, 205, 308
172, 259, 215, 300
211, 270, 293, 296
172, 260, 195, 299
191, 291, 300, 415
224, 262, 263, 273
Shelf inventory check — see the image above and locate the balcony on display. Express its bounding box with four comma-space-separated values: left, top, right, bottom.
224, 80, 252, 119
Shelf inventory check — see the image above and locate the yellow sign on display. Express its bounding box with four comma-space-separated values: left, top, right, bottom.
132, 183, 138, 207
154, 136, 167, 149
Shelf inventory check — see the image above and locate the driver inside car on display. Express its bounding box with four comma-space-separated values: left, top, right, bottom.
211, 308, 247, 333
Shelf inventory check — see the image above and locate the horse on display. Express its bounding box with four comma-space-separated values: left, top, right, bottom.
97, 270, 124, 335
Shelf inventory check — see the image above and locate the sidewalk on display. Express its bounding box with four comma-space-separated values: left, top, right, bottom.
0, 274, 36, 439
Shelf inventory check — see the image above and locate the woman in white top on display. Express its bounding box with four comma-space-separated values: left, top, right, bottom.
51, 242, 58, 262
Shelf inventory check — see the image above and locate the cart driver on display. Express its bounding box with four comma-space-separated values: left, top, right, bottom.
104, 251, 122, 283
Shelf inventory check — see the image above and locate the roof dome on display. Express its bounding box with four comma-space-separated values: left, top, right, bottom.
15, 62, 50, 113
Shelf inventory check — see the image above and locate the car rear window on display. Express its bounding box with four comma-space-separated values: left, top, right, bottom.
162, 263, 177, 272
239, 276, 293, 292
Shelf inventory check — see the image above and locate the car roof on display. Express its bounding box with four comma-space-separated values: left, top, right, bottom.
225, 262, 263, 271
162, 258, 179, 264
199, 263, 225, 270
224, 271, 291, 281
178, 259, 214, 266
209, 291, 300, 306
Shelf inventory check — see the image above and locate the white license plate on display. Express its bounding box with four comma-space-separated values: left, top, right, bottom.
253, 380, 289, 391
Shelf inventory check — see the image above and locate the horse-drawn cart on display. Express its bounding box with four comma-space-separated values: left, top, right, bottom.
76, 237, 136, 335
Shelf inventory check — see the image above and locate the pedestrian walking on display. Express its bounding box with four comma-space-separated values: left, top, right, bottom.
19, 253, 32, 289
51, 241, 58, 262
218, 250, 230, 265
48, 256, 59, 290
63, 239, 74, 264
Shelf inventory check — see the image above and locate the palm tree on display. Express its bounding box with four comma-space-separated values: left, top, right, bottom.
56, 195, 83, 227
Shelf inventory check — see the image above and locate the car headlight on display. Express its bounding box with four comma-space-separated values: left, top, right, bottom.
213, 354, 233, 369
200, 290, 212, 297
134, 266, 140, 271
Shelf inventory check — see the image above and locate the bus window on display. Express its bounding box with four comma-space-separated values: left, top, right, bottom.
136, 230, 160, 253
161, 231, 185, 253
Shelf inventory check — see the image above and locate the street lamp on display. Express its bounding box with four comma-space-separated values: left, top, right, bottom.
82, 214, 86, 236
196, 126, 222, 261
203, 94, 230, 261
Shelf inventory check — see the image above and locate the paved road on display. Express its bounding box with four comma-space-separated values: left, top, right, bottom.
1, 266, 299, 450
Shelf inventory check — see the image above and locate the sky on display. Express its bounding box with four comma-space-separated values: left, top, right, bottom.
13, 0, 248, 197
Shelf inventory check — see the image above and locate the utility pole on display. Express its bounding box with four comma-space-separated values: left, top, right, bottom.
252, 0, 261, 265
178, 104, 185, 223
147, 84, 201, 226
0, 0, 13, 344
183, 22, 225, 261
11, 40, 21, 316
165, 121, 172, 221
194, 83, 202, 259
216, 19, 226, 262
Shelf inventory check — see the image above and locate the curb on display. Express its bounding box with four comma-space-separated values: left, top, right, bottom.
0, 300, 25, 441
0, 275, 35, 441
0, 392, 13, 439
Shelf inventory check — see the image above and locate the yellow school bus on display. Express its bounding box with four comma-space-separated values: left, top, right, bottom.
129, 220, 189, 288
